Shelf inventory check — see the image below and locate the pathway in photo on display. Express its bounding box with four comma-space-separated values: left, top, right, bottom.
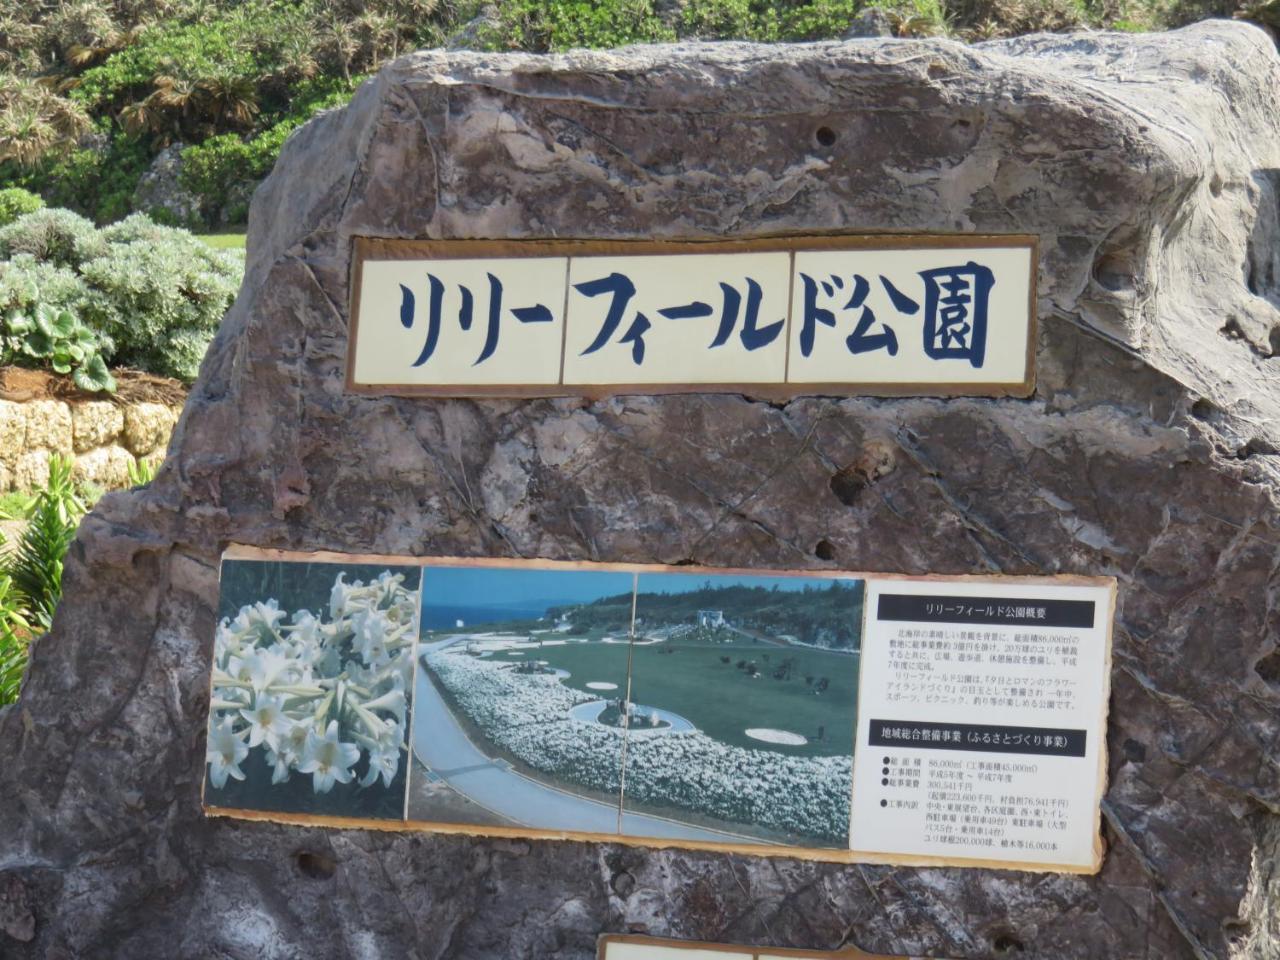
411, 664, 756, 842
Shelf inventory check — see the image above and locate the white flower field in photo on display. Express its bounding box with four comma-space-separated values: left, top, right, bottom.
426, 647, 852, 844
427, 648, 625, 795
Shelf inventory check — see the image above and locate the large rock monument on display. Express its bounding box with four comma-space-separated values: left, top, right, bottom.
3, 20, 1279, 960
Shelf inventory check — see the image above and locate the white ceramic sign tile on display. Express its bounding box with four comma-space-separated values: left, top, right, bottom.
349, 241, 1035, 394
351, 257, 567, 386
562, 252, 791, 385
788, 246, 1033, 386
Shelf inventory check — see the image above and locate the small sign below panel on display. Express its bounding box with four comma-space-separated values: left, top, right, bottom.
347, 236, 1038, 398
597, 934, 954, 960
203, 550, 1112, 875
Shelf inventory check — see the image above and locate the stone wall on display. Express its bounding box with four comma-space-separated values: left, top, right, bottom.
0, 397, 182, 492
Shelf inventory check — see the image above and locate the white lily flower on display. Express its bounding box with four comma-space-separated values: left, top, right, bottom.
239, 693, 291, 750
270, 717, 313, 783
329, 573, 354, 620
264, 747, 292, 784
361, 687, 406, 723
297, 720, 361, 793
232, 599, 286, 644
358, 717, 403, 787
288, 608, 323, 647
359, 742, 401, 788
350, 607, 391, 666
242, 649, 288, 693
207, 716, 249, 789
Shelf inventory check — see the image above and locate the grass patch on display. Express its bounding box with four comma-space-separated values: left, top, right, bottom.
198, 232, 247, 250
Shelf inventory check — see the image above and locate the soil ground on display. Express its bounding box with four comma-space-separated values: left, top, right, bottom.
0, 365, 188, 405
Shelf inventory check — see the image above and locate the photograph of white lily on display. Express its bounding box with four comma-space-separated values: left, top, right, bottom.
202, 557, 422, 820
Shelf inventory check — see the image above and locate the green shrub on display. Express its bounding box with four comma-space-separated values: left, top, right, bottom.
0, 453, 133, 706
0, 255, 102, 330
0, 208, 242, 381
0, 208, 106, 266
474, 0, 676, 50
180, 77, 359, 223
0, 572, 33, 707
0, 188, 43, 227
0, 132, 151, 226
2, 455, 88, 638
80, 215, 244, 379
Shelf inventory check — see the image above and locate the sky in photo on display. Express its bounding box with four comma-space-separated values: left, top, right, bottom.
421, 566, 634, 608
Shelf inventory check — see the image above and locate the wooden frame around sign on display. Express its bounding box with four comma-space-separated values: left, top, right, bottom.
345, 234, 1040, 400
203, 546, 1112, 874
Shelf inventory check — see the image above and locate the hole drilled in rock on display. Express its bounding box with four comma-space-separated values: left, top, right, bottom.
1238, 438, 1279, 459
1122, 738, 1147, 763
1255, 649, 1280, 689
992, 932, 1025, 954
814, 539, 836, 561
830, 468, 866, 506
1221, 317, 1247, 341
1190, 398, 1218, 422
815, 126, 837, 147
295, 851, 337, 880
1093, 252, 1136, 293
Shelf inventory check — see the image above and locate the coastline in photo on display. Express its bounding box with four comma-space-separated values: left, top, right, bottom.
410, 565, 635, 833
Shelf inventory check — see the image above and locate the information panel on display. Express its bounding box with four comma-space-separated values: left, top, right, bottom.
347, 236, 1037, 399
848, 579, 1113, 870
202, 549, 1112, 873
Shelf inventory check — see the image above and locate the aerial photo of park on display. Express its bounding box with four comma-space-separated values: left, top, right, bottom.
409, 564, 864, 849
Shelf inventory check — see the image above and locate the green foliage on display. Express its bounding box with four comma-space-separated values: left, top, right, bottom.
776, 0, 872, 38
82, 215, 244, 378
0, 572, 33, 708
8, 456, 87, 632
0, 454, 96, 705
0, 187, 43, 226
127, 456, 160, 487
179, 76, 359, 222
0, 207, 106, 265
468, 0, 675, 50
0, 208, 243, 381
13, 131, 153, 225
2, 298, 116, 392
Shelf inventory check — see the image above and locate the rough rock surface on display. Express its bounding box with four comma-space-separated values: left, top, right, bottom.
18, 400, 71, 455
131, 143, 202, 227
2, 21, 1279, 960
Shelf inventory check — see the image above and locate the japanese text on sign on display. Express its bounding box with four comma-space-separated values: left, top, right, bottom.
849, 579, 1114, 871
348, 237, 1037, 397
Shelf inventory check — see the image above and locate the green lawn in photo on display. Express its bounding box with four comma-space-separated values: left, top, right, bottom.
515, 636, 859, 757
